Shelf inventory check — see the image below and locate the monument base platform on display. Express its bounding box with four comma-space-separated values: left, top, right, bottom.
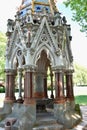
0, 101, 82, 130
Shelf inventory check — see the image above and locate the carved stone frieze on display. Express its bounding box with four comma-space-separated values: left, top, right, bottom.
5, 0, 74, 71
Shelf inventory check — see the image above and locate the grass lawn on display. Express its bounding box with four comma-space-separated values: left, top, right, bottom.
75, 95, 87, 105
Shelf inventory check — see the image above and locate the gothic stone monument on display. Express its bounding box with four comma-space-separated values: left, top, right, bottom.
0, 0, 81, 129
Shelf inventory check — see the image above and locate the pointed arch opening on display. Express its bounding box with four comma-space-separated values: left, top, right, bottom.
33, 44, 56, 67
9, 48, 26, 103
33, 49, 55, 112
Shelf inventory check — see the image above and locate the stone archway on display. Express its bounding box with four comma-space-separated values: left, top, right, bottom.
34, 50, 50, 98
33, 50, 55, 112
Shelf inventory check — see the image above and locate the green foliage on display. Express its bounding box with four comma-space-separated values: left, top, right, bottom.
75, 104, 82, 116
0, 32, 7, 43
74, 63, 87, 85
0, 87, 5, 93
75, 95, 87, 105
0, 32, 6, 80
64, 0, 87, 34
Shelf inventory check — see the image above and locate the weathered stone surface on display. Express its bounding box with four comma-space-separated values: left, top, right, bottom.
0, 103, 36, 130
33, 124, 64, 130
18, 118, 33, 130
33, 112, 64, 130
54, 102, 82, 129
0, 103, 12, 121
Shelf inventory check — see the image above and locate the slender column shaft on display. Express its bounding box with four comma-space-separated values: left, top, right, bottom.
24, 71, 32, 98
65, 71, 74, 100
33, 73, 45, 98
54, 70, 65, 103
50, 72, 54, 98
16, 68, 24, 103
5, 70, 16, 103
9, 74, 15, 98
5, 73, 9, 98
24, 70, 35, 104
44, 75, 48, 98
18, 69, 23, 98
55, 71, 64, 98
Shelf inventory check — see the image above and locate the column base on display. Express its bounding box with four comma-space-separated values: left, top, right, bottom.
33, 92, 45, 98
16, 97, 24, 104
23, 98, 36, 105
66, 96, 74, 101
0, 102, 12, 121
54, 101, 82, 129
50, 94, 54, 99
4, 97, 16, 104
0, 103, 36, 130
54, 97, 66, 104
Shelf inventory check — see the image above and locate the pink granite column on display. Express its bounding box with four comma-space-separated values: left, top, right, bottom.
43, 74, 48, 98
33, 72, 45, 99
17, 68, 23, 103
24, 67, 35, 105
54, 70, 65, 104
4, 69, 16, 103
65, 70, 74, 101
50, 72, 54, 98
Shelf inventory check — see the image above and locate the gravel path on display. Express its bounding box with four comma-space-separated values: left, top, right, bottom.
69, 105, 87, 130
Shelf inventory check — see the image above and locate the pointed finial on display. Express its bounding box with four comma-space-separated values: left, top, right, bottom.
49, 0, 58, 14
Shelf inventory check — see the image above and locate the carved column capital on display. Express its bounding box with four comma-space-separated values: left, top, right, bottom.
65, 69, 74, 74
52, 66, 65, 73
24, 65, 37, 72
5, 69, 17, 75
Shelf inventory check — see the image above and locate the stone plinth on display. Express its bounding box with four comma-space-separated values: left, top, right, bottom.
0, 103, 36, 130
54, 101, 82, 129
0, 102, 12, 121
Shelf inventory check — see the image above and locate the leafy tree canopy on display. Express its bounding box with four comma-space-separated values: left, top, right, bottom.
0, 32, 7, 43
0, 32, 6, 80
74, 63, 87, 85
64, 0, 87, 35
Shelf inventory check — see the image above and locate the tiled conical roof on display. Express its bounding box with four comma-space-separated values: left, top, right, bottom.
18, 0, 58, 16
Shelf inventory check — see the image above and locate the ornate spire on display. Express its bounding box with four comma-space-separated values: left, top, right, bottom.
18, 0, 58, 15
49, 0, 58, 14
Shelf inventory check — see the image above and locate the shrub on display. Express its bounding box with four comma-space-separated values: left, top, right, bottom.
0, 87, 5, 93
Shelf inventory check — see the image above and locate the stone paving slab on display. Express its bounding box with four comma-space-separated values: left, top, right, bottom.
71, 106, 87, 130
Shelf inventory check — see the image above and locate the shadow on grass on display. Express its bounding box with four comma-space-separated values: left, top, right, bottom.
75, 95, 87, 105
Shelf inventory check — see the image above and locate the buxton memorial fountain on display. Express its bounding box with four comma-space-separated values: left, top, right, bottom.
0, 0, 81, 129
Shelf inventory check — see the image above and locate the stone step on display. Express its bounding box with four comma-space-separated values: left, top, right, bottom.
36, 112, 57, 125
33, 124, 64, 130
36, 119, 57, 126
34, 112, 64, 130
36, 117, 57, 126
